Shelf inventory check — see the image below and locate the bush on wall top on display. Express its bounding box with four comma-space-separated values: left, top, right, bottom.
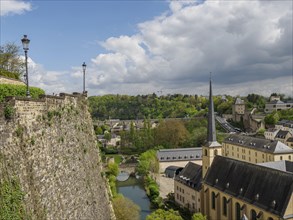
0, 84, 45, 102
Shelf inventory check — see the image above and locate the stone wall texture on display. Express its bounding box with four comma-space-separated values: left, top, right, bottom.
0, 75, 25, 86
0, 93, 114, 220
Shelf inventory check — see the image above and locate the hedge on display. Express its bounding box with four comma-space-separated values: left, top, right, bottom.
0, 84, 45, 102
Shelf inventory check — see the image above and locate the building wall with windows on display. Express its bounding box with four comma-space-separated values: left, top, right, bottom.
286, 138, 293, 149
222, 135, 293, 163
174, 162, 203, 213
222, 142, 293, 163
264, 128, 279, 140
203, 186, 283, 220
202, 145, 222, 177
265, 101, 293, 113
174, 181, 201, 213
232, 98, 245, 122
157, 148, 202, 173
232, 98, 245, 115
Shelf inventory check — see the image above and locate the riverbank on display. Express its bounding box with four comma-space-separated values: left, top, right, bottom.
117, 176, 152, 220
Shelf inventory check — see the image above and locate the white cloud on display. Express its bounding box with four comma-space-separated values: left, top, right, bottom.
84, 0, 293, 97
31, 0, 293, 97
0, 0, 32, 16
26, 58, 74, 94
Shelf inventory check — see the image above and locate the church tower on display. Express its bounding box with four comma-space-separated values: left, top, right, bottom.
202, 77, 222, 178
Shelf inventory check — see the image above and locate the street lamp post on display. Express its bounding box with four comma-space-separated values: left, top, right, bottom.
21, 35, 30, 97
82, 62, 86, 94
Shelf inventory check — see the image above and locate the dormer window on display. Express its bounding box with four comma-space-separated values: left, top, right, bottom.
271, 200, 276, 208
239, 188, 243, 194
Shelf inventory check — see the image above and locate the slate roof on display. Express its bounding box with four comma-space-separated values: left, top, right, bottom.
277, 120, 293, 129
224, 134, 293, 154
165, 166, 183, 171
207, 78, 217, 143
235, 97, 245, 105
175, 162, 202, 191
205, 78, 222, 148
204, 156, 293, 218
259, 161, 293, 173
276, 130, 291, 139
268, 100, 284, 104
157, 148, 202, 162
287, 137, 293, 143
266, 128, 278, 132
165, 166, 183, 178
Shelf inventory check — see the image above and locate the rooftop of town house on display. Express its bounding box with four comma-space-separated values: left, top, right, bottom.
224, 134, 293, 154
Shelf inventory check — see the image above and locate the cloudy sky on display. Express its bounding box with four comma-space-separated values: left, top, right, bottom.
1, 0, 292, 97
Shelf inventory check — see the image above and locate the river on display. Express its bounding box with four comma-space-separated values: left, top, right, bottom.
116, 176, 153, 220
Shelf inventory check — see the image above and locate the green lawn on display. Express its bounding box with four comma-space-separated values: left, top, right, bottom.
105, 154, 123, 164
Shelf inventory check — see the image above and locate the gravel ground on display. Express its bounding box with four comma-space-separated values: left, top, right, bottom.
155, 174, 174, 199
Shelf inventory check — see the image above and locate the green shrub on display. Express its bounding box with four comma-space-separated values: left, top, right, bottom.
144, 175, 163, 208
107, 162, 119, 177
0, 84, 45, 102
4, 105, 15, 119
0, 69, 20, 79
0, 178, 30, 219
47, 111, 56, 121
31, 137, 35, 145
15, 126, 24, 137
108, 174, 117, 197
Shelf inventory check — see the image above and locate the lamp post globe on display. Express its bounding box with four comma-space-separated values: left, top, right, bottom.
82, 62, 86, 94
21, 35, 30, 97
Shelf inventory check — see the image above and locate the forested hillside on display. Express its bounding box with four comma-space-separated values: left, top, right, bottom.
88, 94, 234, 120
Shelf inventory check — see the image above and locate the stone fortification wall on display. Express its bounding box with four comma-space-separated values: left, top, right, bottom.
0, 93, 114, 219
0, 75, 25, 86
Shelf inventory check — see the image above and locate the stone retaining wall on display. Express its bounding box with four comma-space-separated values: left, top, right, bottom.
0, 93, 115, 220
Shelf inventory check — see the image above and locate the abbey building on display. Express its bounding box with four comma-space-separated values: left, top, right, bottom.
174, 79, 293, 220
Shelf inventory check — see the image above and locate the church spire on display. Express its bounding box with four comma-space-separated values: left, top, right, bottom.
207, 74, 217, 143
202, 75, 222, 178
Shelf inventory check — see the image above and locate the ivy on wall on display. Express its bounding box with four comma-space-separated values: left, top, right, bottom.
0, 177, 30, 220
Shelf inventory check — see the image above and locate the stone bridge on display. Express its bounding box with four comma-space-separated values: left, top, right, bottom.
119, 163, 137, 174
116, 163, 138, 181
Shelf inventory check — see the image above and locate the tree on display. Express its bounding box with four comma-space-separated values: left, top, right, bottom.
246, 93, 267, 110
108, 162, 119, 177
0, 43, 25, 79
257, 128, 265, 137
264, 112, 279, 127
136, 149, 159, 175
94, 126, 103, 135
192, 213, 206, 220
155, 120, 189, 148
146, 209, 183, 220
217, 101, 232, 115
104, 131, 112, 142
112, 195, 140, 220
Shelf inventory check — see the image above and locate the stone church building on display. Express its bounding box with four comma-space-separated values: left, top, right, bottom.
174, 79, 293, 220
